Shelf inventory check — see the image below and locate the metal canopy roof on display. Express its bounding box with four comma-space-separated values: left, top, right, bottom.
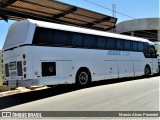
0, 0, 117, 31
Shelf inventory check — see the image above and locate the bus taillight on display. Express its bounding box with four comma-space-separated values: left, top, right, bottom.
23, 67, 26, 72
23, 60, 26, 65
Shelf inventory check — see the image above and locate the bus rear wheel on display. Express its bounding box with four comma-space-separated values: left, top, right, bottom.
144, 66, 151, 76
76, 69, 91, 87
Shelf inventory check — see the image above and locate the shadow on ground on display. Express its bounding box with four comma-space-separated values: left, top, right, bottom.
0, 74, 159, 110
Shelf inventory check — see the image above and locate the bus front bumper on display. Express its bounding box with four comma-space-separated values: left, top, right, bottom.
3, 79, 39, 87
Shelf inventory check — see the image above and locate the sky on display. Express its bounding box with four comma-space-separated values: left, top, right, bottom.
0, 0, 159, 48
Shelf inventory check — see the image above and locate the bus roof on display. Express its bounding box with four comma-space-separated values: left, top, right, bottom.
11, 19, 154, 45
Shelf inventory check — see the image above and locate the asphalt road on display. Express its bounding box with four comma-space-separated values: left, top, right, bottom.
1, 76, 159, 111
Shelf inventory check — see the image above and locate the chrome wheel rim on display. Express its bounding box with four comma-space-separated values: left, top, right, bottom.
79, 72, 88, 85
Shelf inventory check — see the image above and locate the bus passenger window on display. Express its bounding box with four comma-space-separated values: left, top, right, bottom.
53, 31, 69, 45
138, 42, 144, 51
84, 35, 95, 48
33, 27, 53, 45
124, 40, 131, 50
96, 37, 106, 49
106, 38, 115, 49
116, 39, 124, 50
133, 42, 138, 51
72, 33, 84, 47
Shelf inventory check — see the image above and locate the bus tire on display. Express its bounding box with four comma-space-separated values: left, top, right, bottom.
76, 69, 91, 87
144, 65, 151, 76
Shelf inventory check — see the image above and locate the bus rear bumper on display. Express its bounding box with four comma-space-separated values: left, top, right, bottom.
3, 79, 39, 87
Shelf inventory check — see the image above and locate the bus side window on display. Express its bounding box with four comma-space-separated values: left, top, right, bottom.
138, 42, 144, 52
106, 37, 115, 50
33, 27, 53, 45
96, 37, 107, 49
53, 30, 69, 45
71, 33, 84, 47
124, 40, 131, 51
132, 42, 138, 51
83, 35, 95, 48
116, 39, 124, 50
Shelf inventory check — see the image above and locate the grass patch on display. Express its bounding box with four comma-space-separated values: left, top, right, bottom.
0, 50, 3, 86
0, 86, 11, 92
0, 51, 3, 86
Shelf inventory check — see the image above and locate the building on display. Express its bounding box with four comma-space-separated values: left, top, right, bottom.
116, 18, 160, 42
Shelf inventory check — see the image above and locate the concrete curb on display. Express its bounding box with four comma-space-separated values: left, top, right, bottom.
0, 88, 31, 97
0, 86, 48, 97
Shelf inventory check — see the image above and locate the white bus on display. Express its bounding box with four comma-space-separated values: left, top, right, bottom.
2, 19, 159, 87
154, 42, 160, 71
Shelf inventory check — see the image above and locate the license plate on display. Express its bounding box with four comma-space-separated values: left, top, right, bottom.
9, 62, 16, 70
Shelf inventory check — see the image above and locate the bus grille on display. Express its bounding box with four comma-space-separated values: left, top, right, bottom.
17, 61, 23, 76
5, 64, 9, 77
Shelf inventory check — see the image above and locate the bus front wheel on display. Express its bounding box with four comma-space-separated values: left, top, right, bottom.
144, 65, 151, 76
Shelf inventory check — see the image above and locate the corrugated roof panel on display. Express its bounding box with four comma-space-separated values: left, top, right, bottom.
7, 6, 52, 17
24, 0, 71, 11
75, 9, 105, 20
59, 17, 87, 25
11, 1, 61, 15
65, 14, 96, 23
0, 0, 117, 31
